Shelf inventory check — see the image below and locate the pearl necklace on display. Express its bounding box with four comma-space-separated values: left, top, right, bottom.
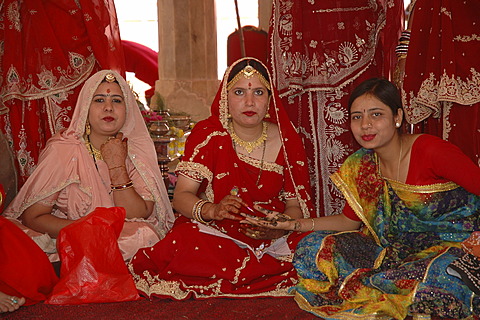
229, 121, 268, 154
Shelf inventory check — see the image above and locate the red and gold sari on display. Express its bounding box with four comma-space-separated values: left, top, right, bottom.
128, 57, 313, 299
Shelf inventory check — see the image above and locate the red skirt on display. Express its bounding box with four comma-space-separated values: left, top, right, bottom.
128, 217, 305, 299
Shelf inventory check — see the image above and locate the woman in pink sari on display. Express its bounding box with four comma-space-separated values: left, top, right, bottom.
3, 70, 174, 262
128, 57, 313, 299
0, 0, 126, 186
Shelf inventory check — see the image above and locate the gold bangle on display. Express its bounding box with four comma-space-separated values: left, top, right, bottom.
310, 218, 315, 231
192, 199, 212, 224
108, 165, 126, 170
111, 180, 134, 191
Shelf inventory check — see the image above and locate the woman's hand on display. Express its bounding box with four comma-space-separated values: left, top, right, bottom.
240, 223, 289, 240
241, 205, 297, 231
101, 132, 128, 168
203, 195, 244, 221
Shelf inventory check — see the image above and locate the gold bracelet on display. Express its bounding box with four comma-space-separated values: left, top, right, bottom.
108, 165, 126, 170
110, 180, 134, 191
310, 218, 315, 231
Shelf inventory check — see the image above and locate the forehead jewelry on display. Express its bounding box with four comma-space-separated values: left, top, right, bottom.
105, 73, 116, 83
227, 64, 271, 91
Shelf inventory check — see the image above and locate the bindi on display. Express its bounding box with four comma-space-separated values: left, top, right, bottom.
248, 82, 252, 88
106, 89, 111, 93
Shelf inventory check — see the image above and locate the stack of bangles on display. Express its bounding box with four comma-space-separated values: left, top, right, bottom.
111, 180, 134, 191
395, 29, 410, 59
192, 199, 212, 224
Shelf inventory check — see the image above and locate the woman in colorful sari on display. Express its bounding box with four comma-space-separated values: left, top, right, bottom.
128, 57, 313, 299
244, 78, 480, 319
3, 70, 174, 263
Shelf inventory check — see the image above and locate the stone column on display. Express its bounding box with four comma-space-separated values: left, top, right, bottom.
258, 0, 272, 32
155, 0, 219, 122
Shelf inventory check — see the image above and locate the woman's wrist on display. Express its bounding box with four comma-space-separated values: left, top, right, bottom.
192, 199, 213, 224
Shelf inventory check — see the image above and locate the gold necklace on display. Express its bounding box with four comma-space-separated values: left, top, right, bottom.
84, 137, 103, 161
229, 121, 268, 154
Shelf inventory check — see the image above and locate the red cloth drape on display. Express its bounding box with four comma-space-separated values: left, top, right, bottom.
227, 26, 269, 66
0, 0, 125, 186
0, 217, 59, 306
401, 0, 480, 166
269, 0, 403, 216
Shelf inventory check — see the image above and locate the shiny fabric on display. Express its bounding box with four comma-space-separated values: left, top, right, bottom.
0, 215, 59, 306
293, 148, 480, 319
269, 0, 403, 217
128, 57, 313, 299
3, 70, 174, 261
0, 0, 125, 185
401, 0, 480, 165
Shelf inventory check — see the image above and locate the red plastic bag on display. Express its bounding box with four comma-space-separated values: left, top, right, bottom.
46, 207, 140, 305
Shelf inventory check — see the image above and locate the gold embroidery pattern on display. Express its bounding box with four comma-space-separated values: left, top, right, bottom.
454, 34, 480, 42
403, 69, 480, 124
313, 6, 371, 13
237, 153, 283, 174
387, 179, 459, 193
189, 131, 228, 161
216, 172, 229, 180
129, 257, 292, 299
440, 7, 452, 19
176, 161, 213, 183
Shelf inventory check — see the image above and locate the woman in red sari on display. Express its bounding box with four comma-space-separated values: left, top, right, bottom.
128, 57, 313, 299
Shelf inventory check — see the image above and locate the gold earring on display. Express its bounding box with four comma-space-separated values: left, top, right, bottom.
264, 113, 271, 119
85, 121, 91, 135
227, 113, 232, 119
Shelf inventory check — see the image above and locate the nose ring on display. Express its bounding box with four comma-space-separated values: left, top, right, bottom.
368, 123, 372, 127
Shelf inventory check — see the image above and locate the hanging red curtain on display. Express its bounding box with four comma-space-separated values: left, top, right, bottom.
269, 0, 403, 217
0, 0, 125, 186
401, 0, 480, 166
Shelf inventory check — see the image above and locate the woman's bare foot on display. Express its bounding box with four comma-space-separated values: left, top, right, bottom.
0, 291, 25, 313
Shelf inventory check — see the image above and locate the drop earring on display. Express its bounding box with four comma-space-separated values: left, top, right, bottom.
85, 121, 91, 135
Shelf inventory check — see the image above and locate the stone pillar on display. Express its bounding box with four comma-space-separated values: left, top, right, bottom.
258, 0, 272, 32
155, 0, 219, 122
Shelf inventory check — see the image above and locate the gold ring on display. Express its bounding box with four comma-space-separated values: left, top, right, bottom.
251, 233, 257, 238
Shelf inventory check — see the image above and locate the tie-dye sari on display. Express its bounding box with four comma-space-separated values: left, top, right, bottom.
293, 148, 480, 320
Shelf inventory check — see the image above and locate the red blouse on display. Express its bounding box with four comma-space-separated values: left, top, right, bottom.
344, 134, 480, 221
